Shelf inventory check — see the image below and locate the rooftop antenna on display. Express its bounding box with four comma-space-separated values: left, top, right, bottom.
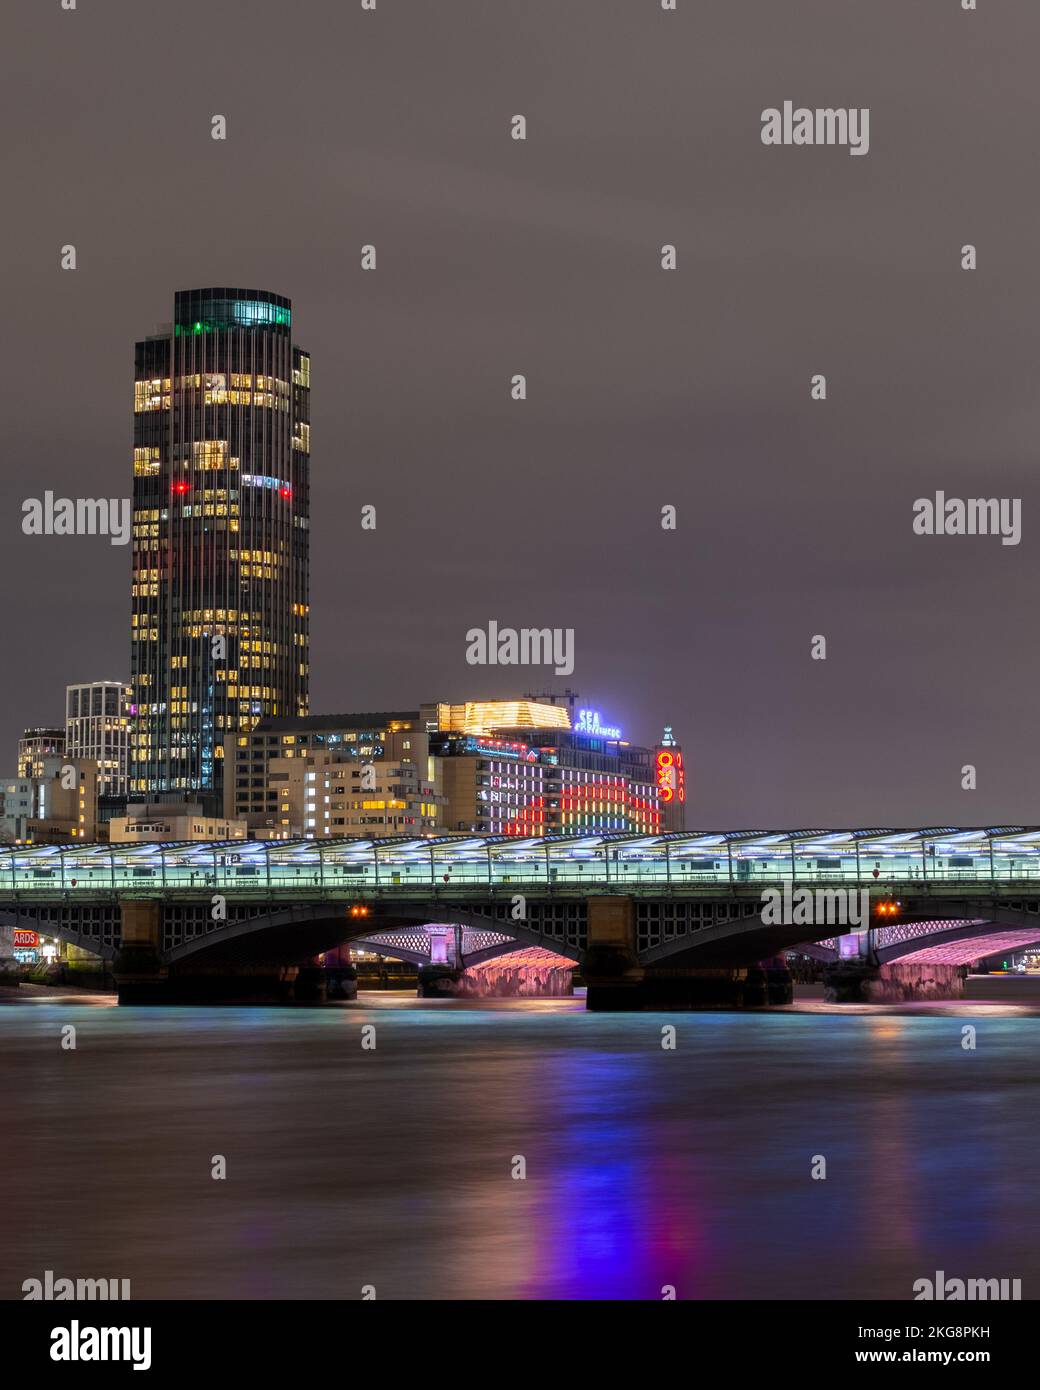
523, 687, 580, 714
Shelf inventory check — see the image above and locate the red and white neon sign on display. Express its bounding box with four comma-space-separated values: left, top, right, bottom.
655, 749, 685, 804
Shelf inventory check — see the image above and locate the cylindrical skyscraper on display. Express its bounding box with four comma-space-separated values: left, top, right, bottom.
130, 288, 310, 806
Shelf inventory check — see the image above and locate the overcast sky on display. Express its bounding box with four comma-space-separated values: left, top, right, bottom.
2, 0, 1038, 826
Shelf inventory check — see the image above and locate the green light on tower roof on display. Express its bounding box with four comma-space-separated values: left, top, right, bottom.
174, 299, 291, 335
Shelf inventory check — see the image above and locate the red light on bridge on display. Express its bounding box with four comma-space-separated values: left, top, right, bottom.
348, 905, 370, 919
875, 900, 903, 918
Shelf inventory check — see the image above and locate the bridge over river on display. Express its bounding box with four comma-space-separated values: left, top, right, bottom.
3, 827, 1038, 1005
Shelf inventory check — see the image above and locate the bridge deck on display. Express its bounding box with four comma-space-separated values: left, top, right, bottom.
2, 827, 1040, 899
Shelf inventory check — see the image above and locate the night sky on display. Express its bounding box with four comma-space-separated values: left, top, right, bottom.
3, 0, 1038, 827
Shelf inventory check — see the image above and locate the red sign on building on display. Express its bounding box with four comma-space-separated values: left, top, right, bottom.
655, 748, 685, 805
13, 930, 39, 948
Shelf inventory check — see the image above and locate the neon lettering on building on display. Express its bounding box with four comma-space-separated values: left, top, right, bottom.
574, 709, 622, 739
656, 748, 685, 804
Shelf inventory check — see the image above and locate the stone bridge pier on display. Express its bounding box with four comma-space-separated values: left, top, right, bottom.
821, 929, 967, 1002
582, 897, 792, 1010
416, 925, 464, 998
114, 900, 316, 1004
113, 901, 165, 1004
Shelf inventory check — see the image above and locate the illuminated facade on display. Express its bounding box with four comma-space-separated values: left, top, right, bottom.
431, 718, 661, 836
130, 288, 310, 806
65, 681, 131, 796
420, 700, 571, 736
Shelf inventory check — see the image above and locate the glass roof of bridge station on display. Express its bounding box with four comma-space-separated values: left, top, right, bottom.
3, 827, 1040, 872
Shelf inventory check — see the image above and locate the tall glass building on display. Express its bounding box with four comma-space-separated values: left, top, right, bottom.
130, 288, 310, 805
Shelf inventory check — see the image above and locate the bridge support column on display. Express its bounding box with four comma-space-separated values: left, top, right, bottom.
823, 931, 879, 1002
321, 945, 358, 1000
582, 901, 795, 1010
114, 900, 166, 1005
417, 925, 463, 997
582, 897, 644, 1010
0, 924, 18, 988
756, 954, 794, 1005
293, 958, 329, 1003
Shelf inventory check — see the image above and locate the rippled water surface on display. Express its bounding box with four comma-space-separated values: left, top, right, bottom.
3, 992, 1038, 1299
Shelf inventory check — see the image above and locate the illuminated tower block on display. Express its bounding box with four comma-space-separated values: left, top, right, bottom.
130, 289, 310, 806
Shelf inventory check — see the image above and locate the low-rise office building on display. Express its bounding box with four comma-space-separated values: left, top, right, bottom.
109, 803, 247, 843
1, 758, 99, 843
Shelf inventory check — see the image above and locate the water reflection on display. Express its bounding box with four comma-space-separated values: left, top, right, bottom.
3, 995, 1038, 1300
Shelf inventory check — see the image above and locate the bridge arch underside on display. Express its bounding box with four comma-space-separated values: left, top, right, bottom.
637, 907, 850, 967
162, 904, 583, 969
348, 931, 573, 970
0, 907, 119, 962
875, 922, 1040, 966
794, 916, 1040, 966
639, 897, 1040, 967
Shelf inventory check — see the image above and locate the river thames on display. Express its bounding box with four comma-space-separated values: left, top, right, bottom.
3, 991, 1038, 1301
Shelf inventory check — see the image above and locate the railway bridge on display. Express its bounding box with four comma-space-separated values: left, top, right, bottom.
3, 826, 1039, 1006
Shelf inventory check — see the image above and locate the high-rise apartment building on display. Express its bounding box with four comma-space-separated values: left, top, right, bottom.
130, 288, 310, 807
65, 680, 131, 796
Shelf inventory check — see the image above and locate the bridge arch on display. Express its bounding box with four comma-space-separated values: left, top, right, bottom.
163, 901, 583, 967
876, 922, 1040, 966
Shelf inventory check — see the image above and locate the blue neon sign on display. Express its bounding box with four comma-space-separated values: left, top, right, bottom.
575, 709, 622, 739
